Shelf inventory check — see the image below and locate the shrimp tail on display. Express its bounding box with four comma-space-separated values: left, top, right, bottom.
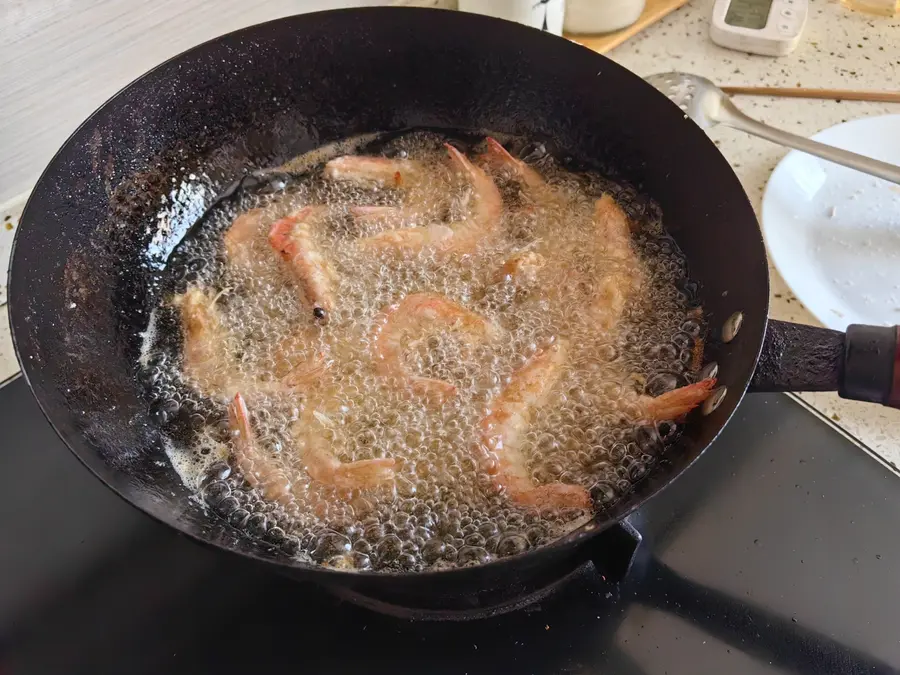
227, 392, 253, 442
445, 143, 478, 178
479, 137, 515, 173
480, 137, 550, 199
484, 136, 515, 161
642, 378, 717, 422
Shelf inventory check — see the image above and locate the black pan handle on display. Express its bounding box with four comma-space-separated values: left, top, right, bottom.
749, 319, 900, 408
588, 519, 643, 583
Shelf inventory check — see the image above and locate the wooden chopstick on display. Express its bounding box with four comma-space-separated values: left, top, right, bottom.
721, 85, 900, 104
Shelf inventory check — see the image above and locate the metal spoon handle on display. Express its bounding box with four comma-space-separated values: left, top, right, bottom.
721, 107, 900, 185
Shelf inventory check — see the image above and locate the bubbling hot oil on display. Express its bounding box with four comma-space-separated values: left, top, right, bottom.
143, 130, 706, 572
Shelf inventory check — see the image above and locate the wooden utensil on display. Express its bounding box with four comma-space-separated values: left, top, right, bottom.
721, 85, 900, 104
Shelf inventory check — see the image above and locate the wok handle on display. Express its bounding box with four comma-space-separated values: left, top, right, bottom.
749, 319, 900, 408
587, 519, 643, 584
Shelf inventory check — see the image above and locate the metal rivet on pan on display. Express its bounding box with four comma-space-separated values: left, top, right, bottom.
699, 361, 719, 381
722, 311, 744, 343
702, 386, 728, 416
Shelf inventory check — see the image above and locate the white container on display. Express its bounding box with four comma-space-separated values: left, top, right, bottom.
457, 0, 567, 36
564, 0, 647, 34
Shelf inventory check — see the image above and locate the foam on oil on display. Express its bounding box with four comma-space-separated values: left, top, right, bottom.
141, 130, 705, 572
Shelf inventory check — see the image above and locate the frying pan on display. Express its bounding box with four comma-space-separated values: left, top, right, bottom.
9, 8, 899, 615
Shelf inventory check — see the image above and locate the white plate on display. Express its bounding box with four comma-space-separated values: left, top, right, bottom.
761, 114, 900, 331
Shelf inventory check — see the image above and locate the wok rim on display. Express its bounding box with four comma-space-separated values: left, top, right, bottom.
7, 6, 767, 583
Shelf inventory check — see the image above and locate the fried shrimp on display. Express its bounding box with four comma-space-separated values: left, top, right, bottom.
372, 292, 500, 404
156, 131, 712, 573
637, 378, 717, 423
177, 286, 235, 396
231, 392, 395, 496
324, 156, 425, 188
442, 144, 504, 253
480, 137, 559, 208
293, 405, 396, 490
268, 206, 338, 324
178, 286, 331, 400
223, 208, 266, 269
355, 145, 502, 254
590, 195, 645, 331
228, 393, 293, 505
477, 341, 592, 510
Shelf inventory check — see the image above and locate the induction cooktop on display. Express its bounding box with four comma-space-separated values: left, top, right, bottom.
1, 375, 898, 675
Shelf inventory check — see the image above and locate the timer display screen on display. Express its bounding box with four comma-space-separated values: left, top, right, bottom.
724, 0, 774, 29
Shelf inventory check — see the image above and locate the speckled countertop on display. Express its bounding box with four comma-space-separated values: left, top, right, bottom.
607, 0, 900, 465
2, 0, 900, 462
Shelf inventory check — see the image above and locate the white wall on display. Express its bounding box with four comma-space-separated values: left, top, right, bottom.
0, 0, 387, 203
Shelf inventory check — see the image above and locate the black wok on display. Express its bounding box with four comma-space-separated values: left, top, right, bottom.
9, 8, 899, 617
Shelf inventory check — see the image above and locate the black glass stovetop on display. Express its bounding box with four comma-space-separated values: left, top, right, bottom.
2, 374, 899, 675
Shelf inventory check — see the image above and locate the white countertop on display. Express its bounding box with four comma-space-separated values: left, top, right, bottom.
2, 0, 899, 462
608, 0, 900, 465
